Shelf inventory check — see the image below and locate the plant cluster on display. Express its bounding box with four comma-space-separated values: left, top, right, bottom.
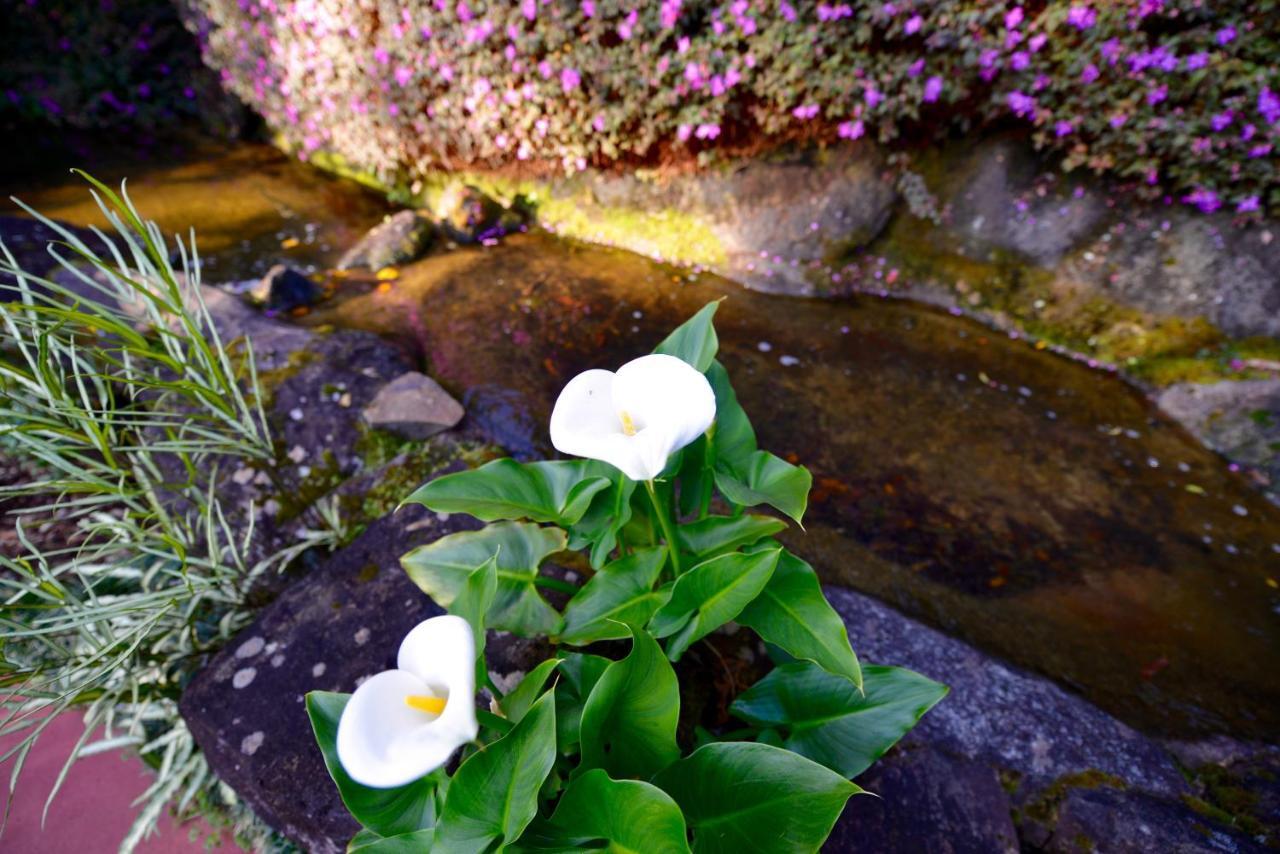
0, 180, 336, 850
186, 0, 1278, 214
0, 0, 225, 131
307, 302, 948, 851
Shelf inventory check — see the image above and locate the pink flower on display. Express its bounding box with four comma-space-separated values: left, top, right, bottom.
1081, 63, 1099, 84
660, 0, 682, 28
593, 113, 605, 132
582, 1, 594, 17
1216, 26, 1236, 46
394, 67, 413, 86
1236, 196, 1260, 213
1066, 6, 1096, 29
904, 15, 922, 34
1054, 120, 1073, 137
792, 104, 819, 120
780, 2, 796, 21
923, 76, 942, 102
1109, 113, 1127, 128
908, 59, 925, 77
677, 124, 692, 141
1007, 90, 1035, 117
1004, 7, 1023, 29
521, 0, 536, 21
561, 67, 581, 92
838, 119, 864, 139
1010, 51, 1030, 71
695, 123, 720, 140
618, 10, 638, 39
1029, 33, 1047, 52
865, 85, 882, 109
1210, 111, 1233, 131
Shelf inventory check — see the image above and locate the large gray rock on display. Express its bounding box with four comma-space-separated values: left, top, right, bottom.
943, 138, 1110, 267
361, 371, 465, 440
338, 210, 436, 270
1048, 787, 1265, 853
826, 746, 1019, 853
180, 498, 551, 854
825, 585, 1188, 798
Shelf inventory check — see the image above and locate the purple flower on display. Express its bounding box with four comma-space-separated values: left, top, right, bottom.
1182, 187, 1220, 213
560, 66, 581, 92
1005, 7, 1023, 29
908, 59, 925, 78
521, 0, 535, 21
1210, 111, 1233, 131
1029, 33, 1047, 52
1185, 52, 1209, 70
1259, 87, 1280, 125
1100, 38, 1122, 63
677, 124, 692, 142
1010, 52, 1030, 71
1249, 144, 1273, 158
904, 15, 922, 34
1236, 196, 1260, 213
1054, 120, 1073, 137
695, 123, 720, 140
660, 0, 682, 28
838, 119, 865, 139
1007, 90, 1036, 117
395, 67, 413, 86
1109, 113, 1127, 128
1066, 6, 1096, 29
793, 104, 819, 120
1216, 26, 1236, 46
923, 76, 942, 102
865, 85, 882, 109
780, 2, 796, 22
582, 1, 594, 18
1081, 63, 1099, 84
1147, 85, 1167, 105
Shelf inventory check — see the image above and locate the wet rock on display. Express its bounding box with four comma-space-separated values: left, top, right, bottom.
250, 264, 320, 313
826, 746, 1019, 853
824, 585, 1189, 798
1047, 786, 1266, 853
361, 371, 465, 440
459, 385, 545, 461
180, 499, 552, 853
1157, 380, 1280, 502
434, 185, 509, 244
943, 137, 1109, 267
337, 210, 436, 271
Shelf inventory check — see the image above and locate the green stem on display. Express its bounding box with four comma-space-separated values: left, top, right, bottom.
698, 425, 717, 520
534, 575, 580, 596
645, 479, 683, 576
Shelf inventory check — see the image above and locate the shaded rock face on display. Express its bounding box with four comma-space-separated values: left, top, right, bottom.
200, 284, 317, 371
179, 500, 551, 854
1049, 787, 1266, 854
250, 264, 320, 313
362, 371, 465, 440
338, 210, 436, 271
434, 185, 511, 244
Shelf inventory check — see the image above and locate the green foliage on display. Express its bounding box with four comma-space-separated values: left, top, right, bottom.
314, 300, 944, 852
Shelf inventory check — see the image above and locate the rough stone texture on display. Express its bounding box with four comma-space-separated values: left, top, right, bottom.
200, 284, 317, 370
943, 138, 1110, 267
361, 371, 465, 440
337, 210, 436, 270
552, 144, 897, 295
180, 500, 551, 854
826, 746, 1019, 853
249, 264, 321, 312
1156, 379, 1279, 502
1048, 787, 1265, 854
459, 384, 546, 461
432, 185, 510, 244
825, 585, 1189, 798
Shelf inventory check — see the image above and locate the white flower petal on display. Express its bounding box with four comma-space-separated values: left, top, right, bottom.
336, 616, 479, 788
613, 354, 716, 450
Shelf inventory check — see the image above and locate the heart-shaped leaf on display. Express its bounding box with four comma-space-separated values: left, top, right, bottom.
578, 628, 680, 780
561, 547, 669, 645
305, 692, 441, 837
715, 452, 812, 526
736, 550, 861, 688
654, 741, 860, 854
517, 769, 691, 853
500, 657, 561, 724
653, 299, 721, 372
677, 514, 787, 560
705, 360, 756, 470
649, 548, 781, 660
404, 458, 610, 528
730, 662, 948, 778
434, 690, 558, 850
400, 521, 565, 636
554, 653, 611, 753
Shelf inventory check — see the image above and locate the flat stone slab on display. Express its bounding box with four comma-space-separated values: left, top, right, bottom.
362, 371, 465, 440
825, 585, 1189, 799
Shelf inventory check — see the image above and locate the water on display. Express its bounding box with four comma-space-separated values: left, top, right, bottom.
10, 139, 1279, 740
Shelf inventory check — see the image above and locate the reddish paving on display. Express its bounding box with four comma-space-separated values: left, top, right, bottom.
1, 713, 245, 853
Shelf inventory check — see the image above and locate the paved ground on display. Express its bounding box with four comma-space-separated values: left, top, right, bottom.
1, 713, 244, 853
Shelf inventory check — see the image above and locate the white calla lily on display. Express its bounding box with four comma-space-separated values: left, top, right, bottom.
550, 353, 716, 482
336, 615, 478, 788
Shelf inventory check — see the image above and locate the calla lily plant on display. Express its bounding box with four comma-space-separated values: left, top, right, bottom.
307, 300, 946, 853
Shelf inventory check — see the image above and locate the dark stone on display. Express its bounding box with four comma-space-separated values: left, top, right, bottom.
361, 371, 465, 440
337, 210, 436, 271
0, 216, 109, 296
824, 585, 1189, 799
180, 500, 552, 853
437, 186, 509, 244
1048, 787, 1267, 854
251, 264, 321, 313
825, 746, 1019, 853
460, 384, 547, 461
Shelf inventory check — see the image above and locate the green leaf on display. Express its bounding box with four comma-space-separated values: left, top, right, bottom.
554, 653, 611, 752
451, 555, 498, 668
730, 662, 948, 778
715, 451, 812, 526
500, 658, 562, 724
305, 692, 439, 837
435, 691, 558, 851
347, 828, 437, 853
653, 299, 721, 372
518, 769, 691, 853
403, 458, 610, 527
654, 742, 860, 854
568, 471, 637, 569
736, 551, 861, 688
677, 515, 787, 559
579, 628, 681, 780
705, 361, 757, 470
649, 548, 782, 661
400, 521, 565, 636
561, 547, 670, 645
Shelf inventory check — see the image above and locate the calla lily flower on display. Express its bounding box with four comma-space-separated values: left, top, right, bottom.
336, 615, 478, 788
550, 353, 716, 482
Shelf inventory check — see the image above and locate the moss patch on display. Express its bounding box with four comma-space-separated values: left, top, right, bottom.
1022, 769, 1128, 828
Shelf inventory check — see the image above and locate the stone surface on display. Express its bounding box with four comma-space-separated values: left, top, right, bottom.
180, 497, 551, 854
361, 371, 465, 440
200, 284, 316, 370
1048, 787, 1265, 853
250, 264, 320, 313
826, 746, 1019, 853
432, 185, 509, 244
337, 210, 436, 270
942, 137, 1109, 268
825, 585, 1189, 798
1157, 379, 1279, 502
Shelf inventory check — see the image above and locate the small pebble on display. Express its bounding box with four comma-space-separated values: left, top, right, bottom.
232, 667, 257, 689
